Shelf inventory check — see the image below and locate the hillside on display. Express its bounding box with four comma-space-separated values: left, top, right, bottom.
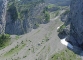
0, 0, 83, 60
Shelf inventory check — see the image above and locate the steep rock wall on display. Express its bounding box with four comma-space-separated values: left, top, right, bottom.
5, 0, 46, 35
0, 0, 70, 35
70, 0, 83, 47
0, 0, 8, 34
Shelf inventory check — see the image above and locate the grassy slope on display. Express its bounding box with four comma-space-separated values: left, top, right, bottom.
49, 49, 81, 60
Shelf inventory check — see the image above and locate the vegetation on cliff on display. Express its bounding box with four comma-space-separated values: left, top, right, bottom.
43, 6, 50, 22
7, 0, 47, 21
0, 34, 10, 49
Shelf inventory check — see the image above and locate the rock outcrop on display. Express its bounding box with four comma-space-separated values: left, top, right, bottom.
0, 0, 47, 35
0, 0, 70, 35
0, 0, 8, 34
69, 0, 83, 48
5, 1, 46, 35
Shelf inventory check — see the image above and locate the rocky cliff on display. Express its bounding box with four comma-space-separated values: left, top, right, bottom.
0, 0, 48, 35
5, 0, 46, 35
69, 0, 83, 48
0, 0, 70, 35
0, 0, 8, 34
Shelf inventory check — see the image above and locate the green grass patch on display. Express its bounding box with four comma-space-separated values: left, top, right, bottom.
0, 34, 10, 50
4, 43, 26, 57
44, 11, 50, 22
0, 40, 10, 50
57, 24, 66, 33
47, 4, 55, 9
50, 49, 81, 60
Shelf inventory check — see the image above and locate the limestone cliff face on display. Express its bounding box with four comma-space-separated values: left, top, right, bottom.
0, 0, 70, 35
0, 0, 46, 35
0, 0, 3, 34
70, 0, 83, 47
0, 0, 8, 34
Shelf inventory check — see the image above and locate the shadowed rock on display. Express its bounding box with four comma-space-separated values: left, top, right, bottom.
69, 0, 83, 49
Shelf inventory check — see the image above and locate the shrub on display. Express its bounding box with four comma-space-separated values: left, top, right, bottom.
44, 11, 50, 22
0, 34, 10, 40
35, 23, 39, 27
0, 34, 10, 48
43, 6, 50, 23
33, 23, 39, 29
57, 24, 66, 33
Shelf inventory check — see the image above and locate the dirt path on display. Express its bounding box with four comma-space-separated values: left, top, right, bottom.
0, 10, 66, 60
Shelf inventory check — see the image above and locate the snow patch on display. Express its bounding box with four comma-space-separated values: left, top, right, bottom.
57, 26, 60, 30
61, 38, 73, 49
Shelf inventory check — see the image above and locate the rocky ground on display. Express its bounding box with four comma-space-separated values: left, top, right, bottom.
0, 10, 76, 60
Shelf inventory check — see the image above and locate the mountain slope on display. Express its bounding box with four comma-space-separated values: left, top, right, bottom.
0, 10, 66, 60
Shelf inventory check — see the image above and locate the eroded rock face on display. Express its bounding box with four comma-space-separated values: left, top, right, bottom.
70, 0, 83, 47
0, 0, 8, 34
3, 0, 46, 35
0, 0, 70, 35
